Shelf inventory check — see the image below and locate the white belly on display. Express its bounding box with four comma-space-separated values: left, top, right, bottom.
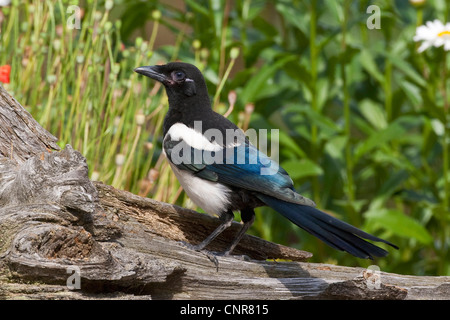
169, 162, 231, 215
163, 122, 234, 215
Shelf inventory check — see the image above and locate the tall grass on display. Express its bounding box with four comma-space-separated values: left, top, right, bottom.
1, 0, 177, 202
0, 0, 449, 275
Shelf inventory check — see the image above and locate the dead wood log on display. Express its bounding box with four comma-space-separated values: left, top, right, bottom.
0, 84, 449, 300
0, 87, 60, 164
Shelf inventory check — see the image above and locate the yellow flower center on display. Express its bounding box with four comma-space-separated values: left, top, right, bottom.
438, 30, 450, 37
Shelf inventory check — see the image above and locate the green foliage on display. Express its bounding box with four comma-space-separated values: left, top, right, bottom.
1, 0, 449, 275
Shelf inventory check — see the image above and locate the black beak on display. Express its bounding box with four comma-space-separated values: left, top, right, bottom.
134, 65, 167, 83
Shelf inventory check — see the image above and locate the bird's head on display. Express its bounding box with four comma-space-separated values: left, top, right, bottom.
134, 62, 208, 103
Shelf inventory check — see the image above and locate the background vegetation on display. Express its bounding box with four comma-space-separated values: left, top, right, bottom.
0, 0, 449, 276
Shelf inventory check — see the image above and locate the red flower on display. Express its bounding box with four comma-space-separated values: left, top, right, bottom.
0, 65, 11, 84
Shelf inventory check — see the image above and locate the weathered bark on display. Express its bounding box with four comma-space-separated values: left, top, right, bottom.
0, 87, 60, 164
1, 84, 449, 300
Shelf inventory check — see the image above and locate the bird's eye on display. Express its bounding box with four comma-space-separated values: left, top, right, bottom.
172, 71, 186, 81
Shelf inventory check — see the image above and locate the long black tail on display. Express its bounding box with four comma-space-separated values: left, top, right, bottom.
257, 194, 398, 259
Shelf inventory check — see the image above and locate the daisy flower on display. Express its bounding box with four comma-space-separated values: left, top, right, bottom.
414, 20, 450, 53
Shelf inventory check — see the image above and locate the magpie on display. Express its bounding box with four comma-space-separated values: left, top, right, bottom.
134, 62, 398, 259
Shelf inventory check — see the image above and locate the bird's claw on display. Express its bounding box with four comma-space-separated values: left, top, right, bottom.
209, 250, 252, 261
178, 240, 203, 251
177, 241, 251, 270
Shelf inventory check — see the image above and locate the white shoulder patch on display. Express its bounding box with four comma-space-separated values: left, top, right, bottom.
165, 122, 223, 152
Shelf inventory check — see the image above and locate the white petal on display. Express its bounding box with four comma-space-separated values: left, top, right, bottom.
414, 26, 431, 40
414, 33, 430, 42
444, 41, 450, 51
413, 34, 422, 42
430, 19, 444, 29
426, 20, 437, 29
417, 41, 431, 53
434, 37, 444, 47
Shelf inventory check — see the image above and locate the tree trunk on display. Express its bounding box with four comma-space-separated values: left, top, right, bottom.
0, 84, 449, 300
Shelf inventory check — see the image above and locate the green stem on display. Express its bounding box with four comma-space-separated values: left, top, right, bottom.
213, 57, 236, 110
341, 0, 356, 221
119, 125, 142, 189
309, 0, 320, 204
385, 59, 393, 122
148, 19, 160, 51
384, 2, 393, 122
416, 7, 423, 27
441, 52, 449, 275
444, 53, 449, 210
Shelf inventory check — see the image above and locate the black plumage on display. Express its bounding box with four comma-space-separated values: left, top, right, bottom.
135, 62, 398, 259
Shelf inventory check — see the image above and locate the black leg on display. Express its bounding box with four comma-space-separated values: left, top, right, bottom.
187, 210, 234, 251
222, 208, 255, 256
